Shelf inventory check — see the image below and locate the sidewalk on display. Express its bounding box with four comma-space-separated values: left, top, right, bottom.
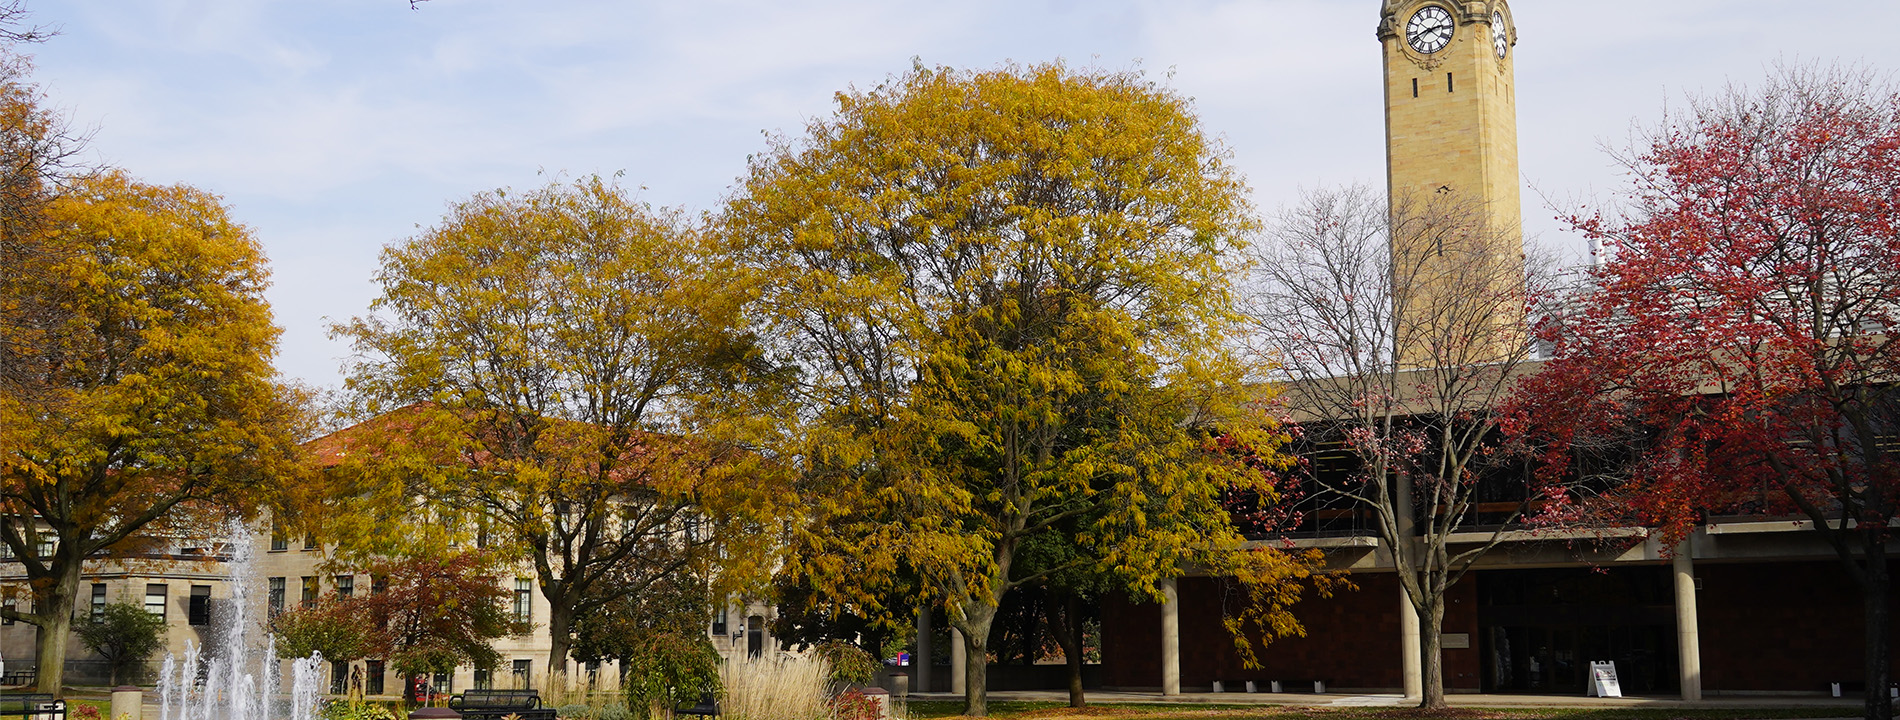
903, 689, 1863, 710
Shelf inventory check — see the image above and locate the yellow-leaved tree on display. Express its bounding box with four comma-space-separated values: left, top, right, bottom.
330, 176, 789, 690
0, 170, 305, 693
723, 63, 1325, 716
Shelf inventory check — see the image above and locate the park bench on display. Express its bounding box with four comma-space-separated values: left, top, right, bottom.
0, 693, 65, 720
447, 690, 555, 720
673, 692, 719, 718
0, 671, 35, 688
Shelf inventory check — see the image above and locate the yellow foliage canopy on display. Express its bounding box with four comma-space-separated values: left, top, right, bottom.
0, 169, 302, 691
724, 63, 1327, 707
328, 176, 790, 679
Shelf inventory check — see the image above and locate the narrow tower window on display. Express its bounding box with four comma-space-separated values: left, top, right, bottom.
1412, 78, 1419, 98
1447, 72, 1455, 92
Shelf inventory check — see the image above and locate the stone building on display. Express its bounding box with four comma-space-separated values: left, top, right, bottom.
0, 411, 774, 694
0, 536, 237, 686
249, 529, 772, 699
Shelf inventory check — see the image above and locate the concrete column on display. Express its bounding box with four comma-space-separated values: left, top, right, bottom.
110, 686, 142, 720
1674, 540, 1703, 701
1400, 583, 1422, 699
950, 628, 967, 695
1160, 577, 1181, 696
916, 610, 933, 694
1395, 471, 1422, 700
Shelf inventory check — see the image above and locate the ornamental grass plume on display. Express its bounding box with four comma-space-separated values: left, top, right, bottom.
720, 654, 833, 720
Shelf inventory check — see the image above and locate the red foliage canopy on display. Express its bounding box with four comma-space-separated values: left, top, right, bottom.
1509, 65, 1900, 553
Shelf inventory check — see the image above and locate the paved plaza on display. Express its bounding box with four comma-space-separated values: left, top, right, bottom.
905, 690, 1863, 711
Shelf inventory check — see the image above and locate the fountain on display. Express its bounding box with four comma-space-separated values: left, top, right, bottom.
156, 523, 325, 720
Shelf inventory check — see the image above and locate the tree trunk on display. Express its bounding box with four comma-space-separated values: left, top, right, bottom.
34, 559, 81, 695
1866, 551, 1892, 720
546, 601, 573, 694
957, 604, 997, 717
1045, 592, 1086, 708
1065, 594, 1085, 709
1418, 593, 1447, 710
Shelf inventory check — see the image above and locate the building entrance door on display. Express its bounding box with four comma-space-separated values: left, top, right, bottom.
747, 615, 765, 657
1483, 624, 1673, 693
1477, 568, 1677, 695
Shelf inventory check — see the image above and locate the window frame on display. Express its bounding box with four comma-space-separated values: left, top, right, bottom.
188, 585, 212, 626
512, 578, 532, 624
268, 577, 286, 616
144, 583, 168, 619
366, 660, 386, 696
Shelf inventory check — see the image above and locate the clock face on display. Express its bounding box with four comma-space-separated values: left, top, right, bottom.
1406, 6, 1454, 54
1491, 11, 1508, 58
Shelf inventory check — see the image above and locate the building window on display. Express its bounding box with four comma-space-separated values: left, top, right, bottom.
36, 538, 54, 558
586, 661, 600, 690
268, 577, 285, 616
189, 585, 211, 626
431, 671, 451, 694
300, 576, 318, 608
144, 584, 167, 619
366, 660, 385, 696
513, 579, 532, 624
511, 659, 531, 690
371, 575, 388, 595
473, 667, 492, 690
335, 575, 354, 598
90, 583, 107, 623
712, 607, 727, 636
270, 528, 288, 552
331, 660, 349, 695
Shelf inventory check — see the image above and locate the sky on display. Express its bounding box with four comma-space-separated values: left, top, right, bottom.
20, 0, 1900, 390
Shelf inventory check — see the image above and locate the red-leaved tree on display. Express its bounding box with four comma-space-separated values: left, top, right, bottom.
1511, 64, 1900, 720
272, 550, 523, 690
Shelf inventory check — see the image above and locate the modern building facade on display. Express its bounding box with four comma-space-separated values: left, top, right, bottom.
1094, 0, 1893, 699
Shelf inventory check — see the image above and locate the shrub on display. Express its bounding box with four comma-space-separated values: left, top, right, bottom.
810, 640, 876, 689
75, 603, 167, 685
319, 700, 399, 720
594, 704, 633, 720
619, 633, 722, 719
828, 689, 879, 720
71, 706, 102, 720
556, 705, 593, 719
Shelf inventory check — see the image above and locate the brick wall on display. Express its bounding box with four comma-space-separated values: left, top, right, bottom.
1102, 572, 1483, 692
1698, 560, 1898, 693
1103, 561, 1900, 695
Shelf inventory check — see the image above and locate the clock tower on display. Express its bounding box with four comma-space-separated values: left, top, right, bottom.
1380, 0, 1519, 230
1378, 0, 1523, 362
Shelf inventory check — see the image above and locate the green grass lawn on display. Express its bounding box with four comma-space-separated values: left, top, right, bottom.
900, 700, 1855, 720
